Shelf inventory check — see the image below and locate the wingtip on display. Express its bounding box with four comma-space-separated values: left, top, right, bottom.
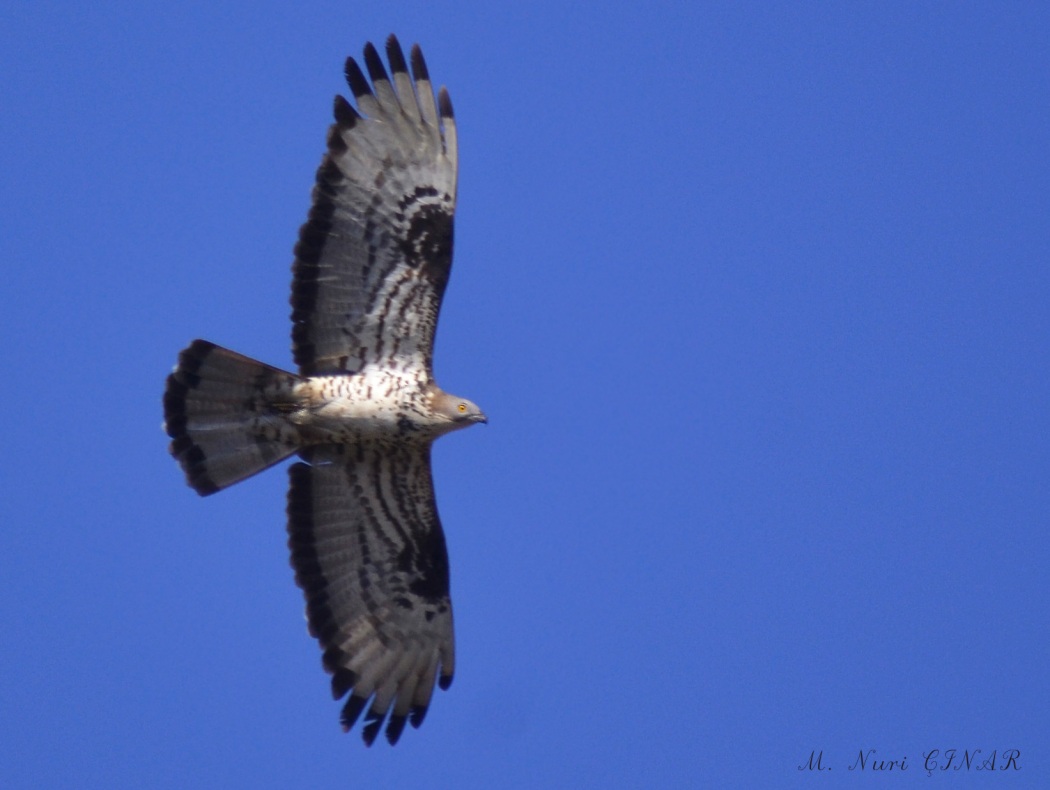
438, 87, 453, 120
409, 704, 429, 729
340, 694, 368, 732
410, 43, 430, 83
385, 714, 408, 745
344, 56, 372, 99
361, 708, 385, 746
362, 40, 389, 86
330, 667, 358, 699
385, 35, 408, 76
332, 94, 359, 128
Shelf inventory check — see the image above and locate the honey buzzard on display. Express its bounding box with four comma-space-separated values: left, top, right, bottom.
163, 36, 485, 746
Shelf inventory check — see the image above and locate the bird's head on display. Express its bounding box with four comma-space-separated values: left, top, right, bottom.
428, 389, 488, 431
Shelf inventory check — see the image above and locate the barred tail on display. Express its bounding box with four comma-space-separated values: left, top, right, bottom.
163, 340, 303, 495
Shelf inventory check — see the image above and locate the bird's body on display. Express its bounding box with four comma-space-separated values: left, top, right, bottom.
163, 36, 484, 746
292, 369, 478, 442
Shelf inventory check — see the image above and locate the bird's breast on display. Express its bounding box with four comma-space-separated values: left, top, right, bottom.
290, 372, 433, 442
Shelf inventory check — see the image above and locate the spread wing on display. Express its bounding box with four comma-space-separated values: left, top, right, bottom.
291, 35, 458, 377
286, 444, 455, 746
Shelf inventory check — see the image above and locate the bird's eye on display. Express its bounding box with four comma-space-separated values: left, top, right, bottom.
457, 403, 467, 413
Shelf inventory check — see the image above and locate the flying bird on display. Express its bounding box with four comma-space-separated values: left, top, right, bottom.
163, 35, 485, 746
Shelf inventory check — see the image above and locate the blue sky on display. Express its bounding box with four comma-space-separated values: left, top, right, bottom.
2, 2, 1047, 787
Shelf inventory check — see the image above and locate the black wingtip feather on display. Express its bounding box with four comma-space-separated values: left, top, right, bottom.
340, 694, 368, 732
385, 35, 408, 77
385, 714, 408, 745
332, 95, 358, 128
409, 704, 428, 729
410, 43, 429, 83
362, 41, 389, 86
361, 708, 386, 747
438, 87, 453, 120
438, 672, 453, 691
330, 667, 358, 699
344, 56, 372, 99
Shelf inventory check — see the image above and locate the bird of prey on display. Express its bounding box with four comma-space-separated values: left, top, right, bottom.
163, 36, 486, 746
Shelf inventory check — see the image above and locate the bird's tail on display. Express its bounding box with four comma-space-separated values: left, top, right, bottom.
164, 340, 303, 495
